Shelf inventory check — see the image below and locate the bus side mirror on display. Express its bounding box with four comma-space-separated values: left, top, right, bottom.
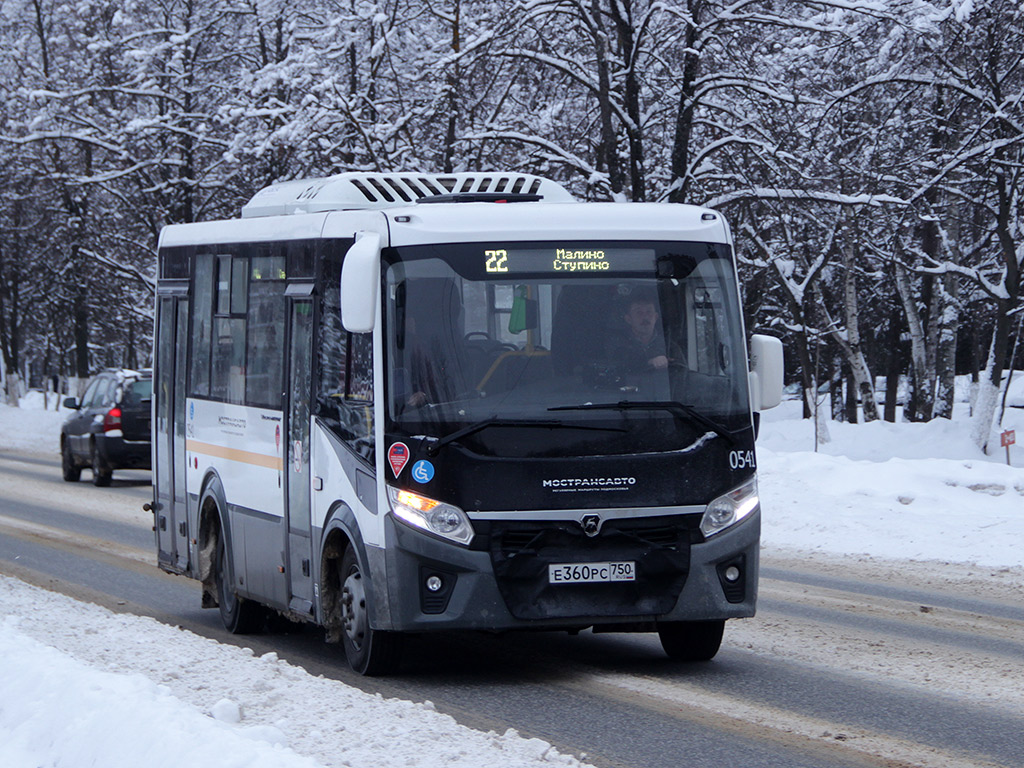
748, 334, 783, 411
341, 231, 382, 333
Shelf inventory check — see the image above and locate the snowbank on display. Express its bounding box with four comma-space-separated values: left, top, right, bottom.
0, 578, 583, 768
0, 390, 68, 456
756, 396, 1024, 567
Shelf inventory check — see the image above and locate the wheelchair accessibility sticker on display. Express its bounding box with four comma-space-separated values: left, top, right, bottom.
411, 460, 435, 484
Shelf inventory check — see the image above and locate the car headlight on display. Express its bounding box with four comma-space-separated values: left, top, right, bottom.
700, 476, 759, 538
387, 486, 474, 546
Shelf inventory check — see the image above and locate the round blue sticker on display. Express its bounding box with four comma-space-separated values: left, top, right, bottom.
411, 460, 435, 484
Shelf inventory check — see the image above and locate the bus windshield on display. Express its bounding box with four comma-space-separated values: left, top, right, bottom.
384, 241, 750, 458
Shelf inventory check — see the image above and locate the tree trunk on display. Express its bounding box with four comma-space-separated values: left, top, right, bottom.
971, 325, 1005, 453
844, 363, 859, 424
73, 281, 90, 380
933, 273, 958, 419
883, 305, 902, 422
836, 228, 879, 421
894, 261, 930, 421
925, 87, 957, 420
668, 2, 702, 203
829, 355, 844, 421
611, 0, 645, 200
5, 372, 20, 408
971, 171, 1020, 451
441, 0, 461, 174
795, 332, 813, 419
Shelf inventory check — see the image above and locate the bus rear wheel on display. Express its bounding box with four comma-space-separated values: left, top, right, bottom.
339, 546, 402, 676
657, 620, 725, 661
214, 532, 264, 634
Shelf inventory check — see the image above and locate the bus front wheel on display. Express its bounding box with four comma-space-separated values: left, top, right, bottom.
339, 546, 402, 675
214, 532, 264, 634
657, 620, 725, 662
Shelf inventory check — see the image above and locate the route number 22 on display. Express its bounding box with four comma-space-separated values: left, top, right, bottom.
485, 249, 509, 273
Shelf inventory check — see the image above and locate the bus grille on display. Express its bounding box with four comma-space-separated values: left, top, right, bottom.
497, 517, 700, 557
489, 517, 694, 621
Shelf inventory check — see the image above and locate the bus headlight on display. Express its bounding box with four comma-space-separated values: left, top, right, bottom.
387, 487, 474, 546
700, 477, 759, 538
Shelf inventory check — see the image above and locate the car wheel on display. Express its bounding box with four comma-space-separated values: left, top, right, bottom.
61, 439, 81, 482
214, 530, 264, 634
91, 442, 112, 487
339, 546, 402, 675
657, 620, 725, 662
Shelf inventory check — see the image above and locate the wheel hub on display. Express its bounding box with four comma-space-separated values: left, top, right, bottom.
341, 570, 367, 647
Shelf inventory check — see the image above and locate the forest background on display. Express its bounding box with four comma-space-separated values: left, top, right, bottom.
0, 0, 1021, 451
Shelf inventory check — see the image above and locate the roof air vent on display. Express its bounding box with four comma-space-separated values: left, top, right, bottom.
241, 172, 574, 217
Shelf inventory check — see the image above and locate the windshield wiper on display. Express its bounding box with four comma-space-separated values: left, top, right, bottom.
547, 400, 739, 445
424, 416, 627, 456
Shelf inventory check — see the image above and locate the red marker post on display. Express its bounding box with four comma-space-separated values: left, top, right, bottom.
1001, 429, 1015, 466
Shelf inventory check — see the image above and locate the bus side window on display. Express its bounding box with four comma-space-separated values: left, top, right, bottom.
318, 243, 374, 464
341, 332, 375, 462
245, 250, 286, 409
693, 285, 724, 374
190, 253, 215, 398
210, 254, 248, 404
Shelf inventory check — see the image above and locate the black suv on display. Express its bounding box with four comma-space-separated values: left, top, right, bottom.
61, 369, 152, 486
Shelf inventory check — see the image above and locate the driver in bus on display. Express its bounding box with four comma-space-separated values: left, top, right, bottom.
607, 294, 682, 372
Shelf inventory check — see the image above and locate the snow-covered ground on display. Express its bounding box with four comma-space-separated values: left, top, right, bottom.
1, 377, 1023, 768
757, 386, 1024, 567
0, 577, 584, 768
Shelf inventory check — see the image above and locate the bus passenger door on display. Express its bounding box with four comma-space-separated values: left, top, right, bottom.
154, 295, 190, 573
285, 297, 315, 614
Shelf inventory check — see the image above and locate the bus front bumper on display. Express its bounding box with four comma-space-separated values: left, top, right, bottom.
379, 510, 759, 632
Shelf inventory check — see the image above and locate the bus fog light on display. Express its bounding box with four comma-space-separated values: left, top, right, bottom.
701, 477, 759, 537
724, 565, 741, 582
388, 486, 474, 546
426, 575, 443, 592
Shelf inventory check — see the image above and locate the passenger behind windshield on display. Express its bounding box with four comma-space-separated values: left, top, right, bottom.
393, 279, 467, 411
401, 317, 450, 409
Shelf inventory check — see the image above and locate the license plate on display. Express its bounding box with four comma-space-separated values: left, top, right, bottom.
548, 561, 635, 584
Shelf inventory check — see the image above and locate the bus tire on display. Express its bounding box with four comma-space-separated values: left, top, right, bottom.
339, 546, 402, 676
214, 530, 264, 634
90, 442, 112, 487
657, 620, 725, 661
